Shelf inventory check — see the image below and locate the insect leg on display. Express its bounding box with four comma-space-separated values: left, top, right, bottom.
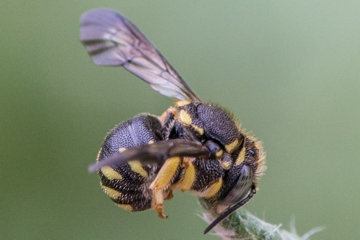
149, 156, 182, 219
170, 157, 196, 192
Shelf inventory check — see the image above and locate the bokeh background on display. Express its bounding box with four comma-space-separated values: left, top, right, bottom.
1, 1, 360, 239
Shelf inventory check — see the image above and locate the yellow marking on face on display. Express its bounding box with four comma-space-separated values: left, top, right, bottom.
118, 204, 133, 211
148, 140, 154, 144
171, 158, 195, 192
101, 166, 123, 180
128, 161, 148, 177
150, 157, 181, 190
101, 185, 122, 199
200, 178, 223, 199
215, 149, 223, 158
235, 147, 246, 165
225, 139, 239, 153
191, 124, 204, 135
221, 160, 231, 170
178, 110, 192, 126
119, 147, 126, 153
175, 100, 190, 107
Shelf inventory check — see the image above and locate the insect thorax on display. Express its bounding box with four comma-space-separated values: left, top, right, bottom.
164, 101, 265, 209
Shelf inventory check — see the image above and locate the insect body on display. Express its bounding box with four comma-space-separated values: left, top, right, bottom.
80, 8, 265, 234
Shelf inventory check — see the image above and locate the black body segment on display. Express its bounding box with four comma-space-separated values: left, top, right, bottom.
191, 159, 224, 192
179, 103, 241, 146
99, 114, 162, 155
98, 114, 162, 211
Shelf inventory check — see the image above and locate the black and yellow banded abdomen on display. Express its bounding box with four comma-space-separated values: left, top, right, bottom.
97, 114, 162, 211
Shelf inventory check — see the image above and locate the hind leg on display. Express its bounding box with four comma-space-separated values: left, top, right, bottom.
149, 156, 182, 219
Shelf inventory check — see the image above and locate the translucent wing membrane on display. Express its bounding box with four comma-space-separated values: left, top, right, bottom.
89, 139, 209, 172
80, 9, 200, 101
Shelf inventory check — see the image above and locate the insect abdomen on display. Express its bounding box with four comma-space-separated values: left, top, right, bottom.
97, 114, 162, 211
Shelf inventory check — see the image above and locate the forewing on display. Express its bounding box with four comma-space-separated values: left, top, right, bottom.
80, 8, 200, 101
89, 139, 209, 172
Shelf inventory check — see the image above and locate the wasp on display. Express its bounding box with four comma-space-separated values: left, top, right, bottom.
80, 8, 266, 234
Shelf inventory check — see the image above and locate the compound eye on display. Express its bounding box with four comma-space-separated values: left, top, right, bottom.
205, 139, 223, 158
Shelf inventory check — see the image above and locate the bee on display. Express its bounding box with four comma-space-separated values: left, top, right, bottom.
80, 8, 266, 234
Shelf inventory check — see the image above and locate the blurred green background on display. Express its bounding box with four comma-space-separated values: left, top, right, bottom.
1, 1, 360, 239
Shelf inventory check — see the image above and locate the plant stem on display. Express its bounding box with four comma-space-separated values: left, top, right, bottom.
200, 199, 323, 240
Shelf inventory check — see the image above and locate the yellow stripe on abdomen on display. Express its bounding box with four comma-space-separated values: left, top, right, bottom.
101, 166, 123, 180
101, 185, 122, 200
198, 178, 223, 199
128, 161, 148, 177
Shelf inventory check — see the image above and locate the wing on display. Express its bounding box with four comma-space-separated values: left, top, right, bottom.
80, 8, 200, 102
89, 139, 209, 172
